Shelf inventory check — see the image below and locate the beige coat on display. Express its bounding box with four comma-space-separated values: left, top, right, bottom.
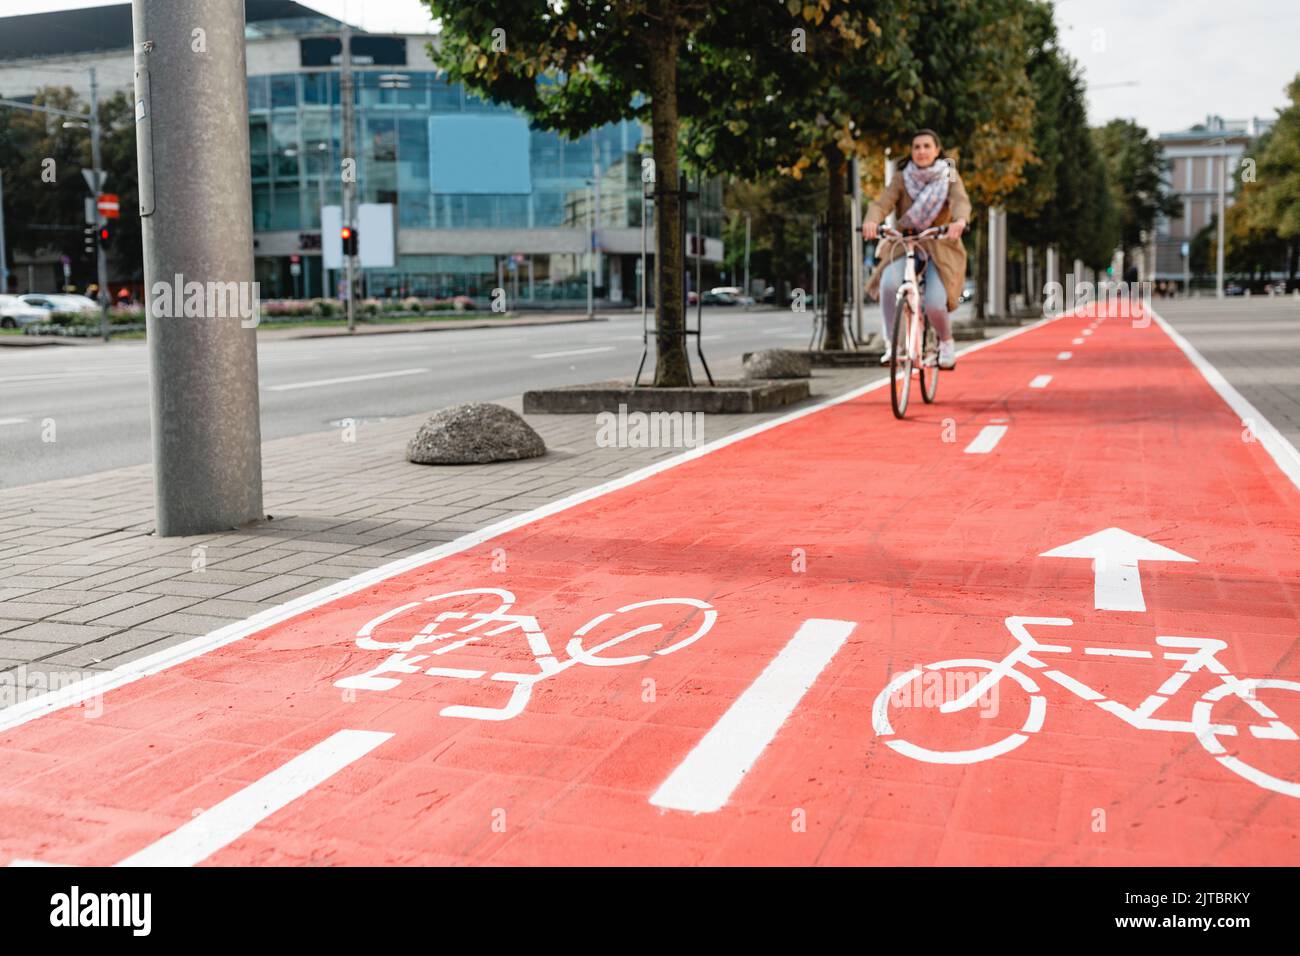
864, 158, 972, 312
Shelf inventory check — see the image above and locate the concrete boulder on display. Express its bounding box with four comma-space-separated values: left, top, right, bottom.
406, 402, 546, 465
742, 348, 812, 380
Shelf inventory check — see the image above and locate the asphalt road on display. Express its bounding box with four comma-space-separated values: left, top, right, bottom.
0, 308, 846, 487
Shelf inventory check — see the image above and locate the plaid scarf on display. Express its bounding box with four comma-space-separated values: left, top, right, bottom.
897, 159, 951, 231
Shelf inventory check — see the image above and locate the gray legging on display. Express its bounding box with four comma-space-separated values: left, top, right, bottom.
879, 255, 952, 342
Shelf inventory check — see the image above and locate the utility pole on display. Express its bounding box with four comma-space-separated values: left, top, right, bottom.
849, 156, 861, 339
743, 212, 751, 305
89, 67, 111, 341
0, 171, 8, 294
1215, 138, 1227, 299
340, 22, 356, 331
132, 0, 263, 535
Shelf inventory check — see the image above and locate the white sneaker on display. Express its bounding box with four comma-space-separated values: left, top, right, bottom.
879, 342, 893, 365
938, 339, 956, 369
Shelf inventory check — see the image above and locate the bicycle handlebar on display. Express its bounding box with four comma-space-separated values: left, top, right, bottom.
878, 225, 949, 241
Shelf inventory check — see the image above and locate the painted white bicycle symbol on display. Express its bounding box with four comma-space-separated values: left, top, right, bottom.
336, 587, 716, 721
872, 616, 1300, 798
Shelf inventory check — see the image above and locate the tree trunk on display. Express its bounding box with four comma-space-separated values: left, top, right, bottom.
646, 18, 689, 387
973, 210, 987, 322
821, 146, 847, 350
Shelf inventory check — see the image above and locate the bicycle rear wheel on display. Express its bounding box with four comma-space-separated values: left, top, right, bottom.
919, 314, 939, 403
890, 295, 913, 419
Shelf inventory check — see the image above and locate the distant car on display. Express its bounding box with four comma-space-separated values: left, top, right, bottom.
710, 286, 755, 306
20, 293, 99, 314
1224, 283, 1245, 296
0, 294, 47, 329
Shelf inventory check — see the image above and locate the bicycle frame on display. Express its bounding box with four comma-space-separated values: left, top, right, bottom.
943, 616, 1296, 739
881, 225, 944, 362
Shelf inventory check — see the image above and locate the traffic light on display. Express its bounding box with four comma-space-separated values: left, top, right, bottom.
97, 224, 114, 249
83, 226, 96, 255
341, 225, 358, 257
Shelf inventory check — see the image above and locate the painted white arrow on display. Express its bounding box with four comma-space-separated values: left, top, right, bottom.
1040, 527, 1195, 612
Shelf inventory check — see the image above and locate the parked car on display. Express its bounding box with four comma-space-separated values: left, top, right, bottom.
20, 293, 99, 314
1224, 282, 1245, 296
0, 294, 48, 328
710, 286, 755, 306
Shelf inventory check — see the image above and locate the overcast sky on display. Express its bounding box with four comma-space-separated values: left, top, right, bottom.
5, 0, 1296, 135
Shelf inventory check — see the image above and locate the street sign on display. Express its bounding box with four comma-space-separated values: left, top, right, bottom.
97, 193, 121, 219
81, 168, 107, 193
1181, 242, 1190, 258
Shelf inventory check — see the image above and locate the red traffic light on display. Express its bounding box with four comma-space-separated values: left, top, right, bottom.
340, 226, 352, 239
341, 226, 358, 256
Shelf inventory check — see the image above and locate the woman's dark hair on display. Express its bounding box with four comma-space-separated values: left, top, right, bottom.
911, 129, 943, 150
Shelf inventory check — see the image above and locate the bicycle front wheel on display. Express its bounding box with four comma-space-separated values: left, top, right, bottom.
890, 296, 913, 419
920, 314, 939, 404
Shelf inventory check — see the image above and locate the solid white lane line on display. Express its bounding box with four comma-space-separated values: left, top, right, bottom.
116, 729, 392, 867
530, 346, 616, 359
0, 417, 28, 426
649, 618, 855, 813
964, 425, 1008, 454
1029, 374, 1053, 389
1058, 351, 1073, 360
1152, 308, 1300, 492
266, 368, 429, 391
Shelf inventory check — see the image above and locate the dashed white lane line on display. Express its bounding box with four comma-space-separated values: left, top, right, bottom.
116, 729, 392, 867
266, 368, 429, 391
530, 346, 616, 359
1058, 351, 1073, 360
1029, 374, 1053, 389
0, 417, 28, 426
649, 618, 855, 814
1072, 337, 1085, 344
1082, 329, 1093, 336
964, 425, 1009, 454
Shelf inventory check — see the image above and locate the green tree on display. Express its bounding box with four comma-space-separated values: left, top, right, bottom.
0, 86, 140, 293
1239, 76, 1300, 284
423, 0, 723, 386
1093, 118, 1179, 257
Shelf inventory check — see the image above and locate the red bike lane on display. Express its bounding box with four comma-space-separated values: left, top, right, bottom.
1, 302, 1297, 866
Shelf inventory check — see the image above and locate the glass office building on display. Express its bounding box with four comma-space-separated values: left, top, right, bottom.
0, 4, 726, 305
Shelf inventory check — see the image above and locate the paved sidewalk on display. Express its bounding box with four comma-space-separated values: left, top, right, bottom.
0, 354, 882, 687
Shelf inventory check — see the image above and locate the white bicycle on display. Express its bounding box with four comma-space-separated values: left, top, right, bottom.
336, 587, 717, 721
872, 615, 1300, 798
879, 224, 946, 419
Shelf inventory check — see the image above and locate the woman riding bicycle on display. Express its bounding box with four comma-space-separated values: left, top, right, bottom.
862, 129, 970, 370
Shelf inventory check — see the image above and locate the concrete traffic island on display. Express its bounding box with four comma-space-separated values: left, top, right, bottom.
407, 403, 547, 464
523, 379, 810, 414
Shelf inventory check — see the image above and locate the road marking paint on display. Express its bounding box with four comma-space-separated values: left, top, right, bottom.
649, 618, 855, 813
115, 729, 392, 867
1082, 329, 1093, 336
1072, 337, 1084, 344
1029, 375, 1053, 389
1041, 527, 1195, 612
266, 368, 429, 391
1152, 308, 1300, 492
0, 417, 28, 426
0, 311, 1065, 733
1058, 351, 1073, 360
964, 425, 1008, 454
530, 346, 616, 359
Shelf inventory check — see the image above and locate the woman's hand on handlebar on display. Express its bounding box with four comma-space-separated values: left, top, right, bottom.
863, 221, 879, 241
946, 219, 967, 241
